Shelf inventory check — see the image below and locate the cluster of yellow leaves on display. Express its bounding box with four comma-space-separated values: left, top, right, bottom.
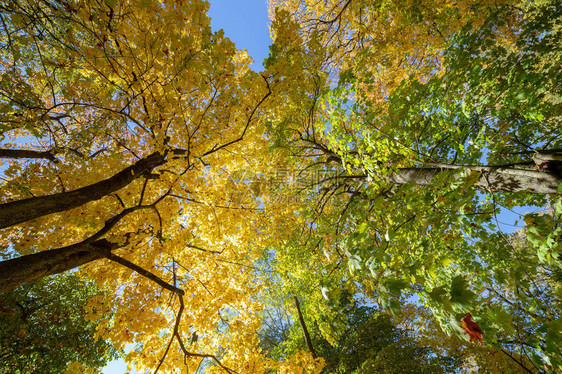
273, 350, 325, 374
0, 0, 320, 372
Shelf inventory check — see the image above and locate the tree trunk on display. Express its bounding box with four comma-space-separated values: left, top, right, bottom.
0, 239, 123, 292
0, 148, 58, 162
308, 138, 561, 194
0, 151, 166, 229
293, 296, 317, 358
390, 167, 561, 194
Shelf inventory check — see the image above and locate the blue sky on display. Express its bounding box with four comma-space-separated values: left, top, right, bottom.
209, 0, 272, 71
102, 1, 271, 373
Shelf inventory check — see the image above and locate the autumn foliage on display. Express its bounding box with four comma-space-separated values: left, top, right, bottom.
461, 313, 483, 343
0, 0, 561, 373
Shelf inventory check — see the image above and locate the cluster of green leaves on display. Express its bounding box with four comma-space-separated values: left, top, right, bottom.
0, 273, 119, 373
263, 0, 562, 371
390, 1, 561, 172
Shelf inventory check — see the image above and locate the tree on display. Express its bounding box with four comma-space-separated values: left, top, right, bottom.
262, 0, 562, 370
0, 0, 271, 286
1, 0, 561, 372
0, 0, 281, 372
0, 272, 118, 374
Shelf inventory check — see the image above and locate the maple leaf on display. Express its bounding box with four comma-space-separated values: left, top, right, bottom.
461, 312, 483, 343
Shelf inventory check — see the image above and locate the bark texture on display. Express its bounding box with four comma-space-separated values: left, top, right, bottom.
0, 239, 122, 292
390, 167, 561, 194
0, 151, 166, 229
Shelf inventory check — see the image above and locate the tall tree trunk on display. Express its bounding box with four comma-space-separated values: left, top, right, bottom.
0, 238, 123, 292
0, 151, 166, 229
391, 167, 561, 194
311, 138, 561, 194
294, 296, 317, 359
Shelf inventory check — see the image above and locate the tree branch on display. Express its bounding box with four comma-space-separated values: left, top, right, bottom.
315, 0, 353, 25
0, 151, 166, 229
0, 148, 58, 163
389, 167, 561, 194
498, 348, 534, 374
0, 189, 170, 292
98, 250, 184, 295
203, 75, 271, 158
154, 295, 237, 374
0, 238, 122, 292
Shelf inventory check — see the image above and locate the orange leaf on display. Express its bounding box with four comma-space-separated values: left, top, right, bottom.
461, 312, 483, 343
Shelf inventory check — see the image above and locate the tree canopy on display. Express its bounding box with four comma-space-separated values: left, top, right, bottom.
0, 273, 118, 373
0, 0, 561, 373
259, 293, 465, 374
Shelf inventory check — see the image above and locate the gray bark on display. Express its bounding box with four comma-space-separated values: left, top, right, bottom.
0, 151, 166, 229
390, 167, 561, 194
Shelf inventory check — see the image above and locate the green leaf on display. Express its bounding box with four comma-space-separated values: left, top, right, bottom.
357, 222, 369, 234
429, 286, 448, 303
449, 275, 476, 308
487, 308, 515, 333
385, 279, 409, 296
348, 254, 362, 273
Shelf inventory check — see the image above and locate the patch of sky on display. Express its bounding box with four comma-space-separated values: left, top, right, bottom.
208, 0, 272, 72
